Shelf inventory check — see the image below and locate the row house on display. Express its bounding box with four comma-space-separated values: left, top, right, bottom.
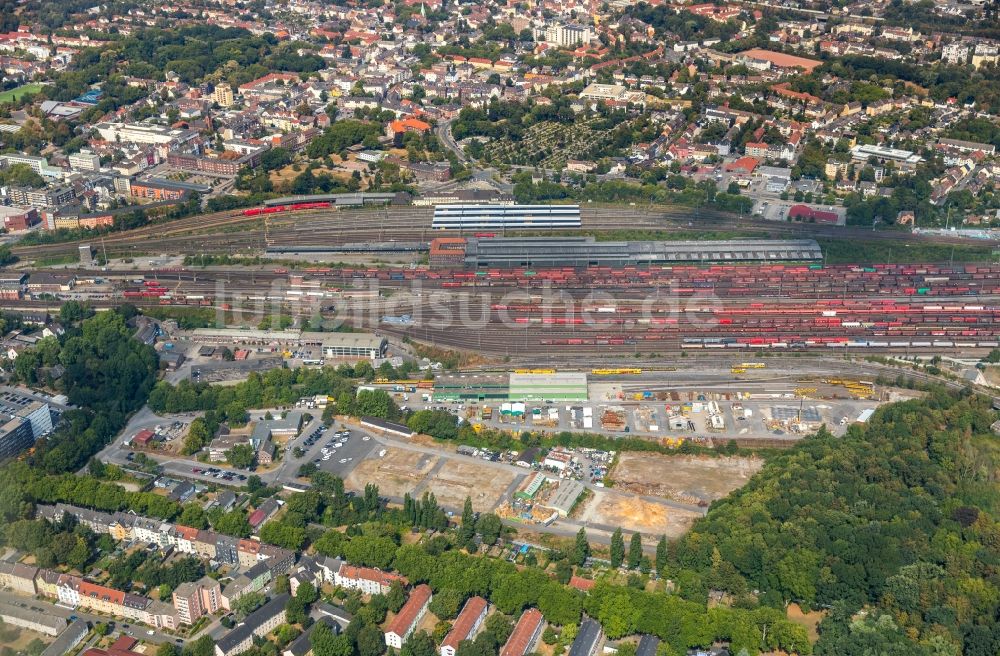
34, 504, 294, 589
333, 563, 408, 595
0, 562, 38, 595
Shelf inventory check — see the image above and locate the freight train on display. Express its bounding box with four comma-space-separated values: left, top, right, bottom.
242, 201, 333, 217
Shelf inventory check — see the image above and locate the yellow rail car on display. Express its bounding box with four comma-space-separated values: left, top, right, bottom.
591, 368, 643, 375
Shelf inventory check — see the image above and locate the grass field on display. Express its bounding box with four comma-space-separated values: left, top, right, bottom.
817, 237, 997, 264
0, 83, 44, 103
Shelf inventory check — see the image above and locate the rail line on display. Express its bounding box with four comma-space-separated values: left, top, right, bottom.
11, 203, 1000, 259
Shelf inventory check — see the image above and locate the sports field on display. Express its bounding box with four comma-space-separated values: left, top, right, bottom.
0, 83, 44, 103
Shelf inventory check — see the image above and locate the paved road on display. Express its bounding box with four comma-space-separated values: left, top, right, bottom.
0, 589, 184, 648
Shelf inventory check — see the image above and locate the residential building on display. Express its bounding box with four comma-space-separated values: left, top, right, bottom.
538, 23, 593, 47
501, 609, 544, 656
334, 564, 407, 595
68, 150, 102, 172
8, 185, 75, 208
216, 594, 289, 656
0, 602, 65, 636
40, 620, 89, 656
569, 618, 603, 656
635, 635, 659, 656
172, 581, 206, 624
441, 596, 489, 656
0, 563, 38, 595
214, 83, 235, 107
384, 584, 433, 648
0, 416, 34, 460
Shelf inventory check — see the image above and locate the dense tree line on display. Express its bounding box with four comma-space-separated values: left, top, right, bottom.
624, 3, 741, 41
5, 514, 109, 572
11, 309, 158, 473
306, 120, 384, 159
148, 366, 361, 424
669, 389, 1000, 654
0, 463, 182, 522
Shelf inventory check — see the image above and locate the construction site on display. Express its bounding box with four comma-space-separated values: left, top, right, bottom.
609, 452, 765, 506
577, 492, 704, 541
424, 459, 519, 512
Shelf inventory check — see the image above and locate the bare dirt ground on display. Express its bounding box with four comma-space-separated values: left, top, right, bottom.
577, 492, 703, 539
611, 452, 764, 504
425, 459, 518, 512
787, 603, 825, 642
345, 447, 438, 498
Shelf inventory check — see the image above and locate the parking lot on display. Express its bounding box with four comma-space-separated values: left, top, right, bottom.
290, 424, 378, 478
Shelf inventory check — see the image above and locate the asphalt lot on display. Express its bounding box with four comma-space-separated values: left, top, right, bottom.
291, 423, 377, 478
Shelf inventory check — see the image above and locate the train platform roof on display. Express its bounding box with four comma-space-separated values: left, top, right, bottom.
462, 237, 822, 267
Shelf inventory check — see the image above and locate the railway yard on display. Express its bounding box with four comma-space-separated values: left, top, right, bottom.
9, 203, 1000, 261
11, 258, 1000, 355
13, 201, 995, 545
5, 203, 1000, 358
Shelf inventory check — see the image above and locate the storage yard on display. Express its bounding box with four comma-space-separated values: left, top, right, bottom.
610, 453, 765, 505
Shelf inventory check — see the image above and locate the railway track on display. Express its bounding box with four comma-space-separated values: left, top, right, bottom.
11, 202, 1000, 260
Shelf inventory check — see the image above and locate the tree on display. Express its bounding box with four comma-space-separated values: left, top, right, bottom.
312, 623, 353, 656
297, 580, 319, 605
260, 521, 307, 550
476, 513, 502, 546
226, 443, 256, 469
401, 631, 436, 656
627, 533, 642, 570
232, 592, 266, 617
610, 528, 625, 568
429, 588, 464, 620
655, 535, 667, 573
387, 580, 407, 613
182, 418, 211, 455
184, 635, 216, 656
357, 624, 386, 656
0, 244, 15, 266
156, 644, 181, 656
460, 496, 475, 545
342, 535, 397, 569
573, 528, 590, 567
212, 510, 251, 538
287, 595, 309, 625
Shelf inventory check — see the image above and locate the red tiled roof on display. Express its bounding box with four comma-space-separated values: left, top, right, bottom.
248, 509, 266, 527
386, 584, 432, 636
788, 204, 838, 223
389, 118, 431, 133
442, 596, 488, 650
501, 608, 543, 656
175, 525, 199, 541
724, 156, 759, 174
79, 580, 125, 605
568, 576, 594, 591
739, 48, 821, 72
339, 564, 407, 587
